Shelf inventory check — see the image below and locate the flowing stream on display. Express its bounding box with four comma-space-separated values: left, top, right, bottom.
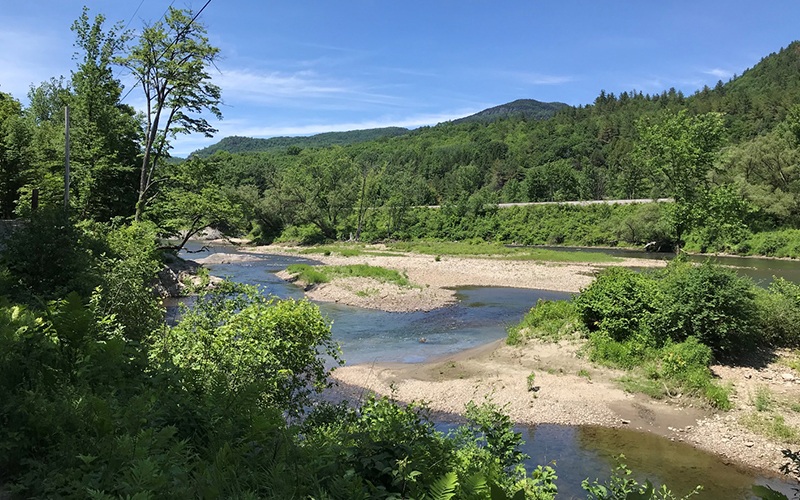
174, 242, 799, 499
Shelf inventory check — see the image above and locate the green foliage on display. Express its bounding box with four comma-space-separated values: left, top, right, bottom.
192, 127, 411, 157
740, 413, 800, 444
151, 283, 341, 415
387, 239, 621, 263
526, 371, 536, 391
507, 299, 580, 344
564, 262, 750, 407
656, 261, 757, 355
285, 263, 415, 288
575, 267, 658, 343
752, 385, 774, 412
149, 157, 248, 250
276, 223, 327, 245
117, 6, 222, 221
1, 208, 100, 302
285, 263, 330, 284
582, 458, 702, 500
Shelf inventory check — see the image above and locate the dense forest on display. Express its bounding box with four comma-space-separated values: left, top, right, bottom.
2, 5, 800, 499
191, 126, 411, 158
3, 17, 800, 254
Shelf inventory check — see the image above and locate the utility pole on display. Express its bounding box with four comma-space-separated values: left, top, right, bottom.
64, 105, 70, 208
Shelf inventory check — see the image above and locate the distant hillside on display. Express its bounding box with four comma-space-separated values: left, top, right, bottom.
451, 98, 568, 125
192, 127, 410, 157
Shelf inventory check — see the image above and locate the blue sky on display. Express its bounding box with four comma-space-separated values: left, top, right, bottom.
1, 1, 798, 156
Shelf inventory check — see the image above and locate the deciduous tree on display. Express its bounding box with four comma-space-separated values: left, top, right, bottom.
117, 7, 221, 221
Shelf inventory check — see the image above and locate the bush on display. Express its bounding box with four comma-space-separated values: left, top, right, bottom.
756, 278, 800, 346
656, 262, 757, 355
660, 337, 713, 378
508, 299, 580, 344
151, 283, 342, 415
277, 223, 327, 245
0, 208, 99, 302
574, 267, 658, 342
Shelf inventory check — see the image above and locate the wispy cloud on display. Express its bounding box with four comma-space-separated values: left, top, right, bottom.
703, 68, 733, 79
169, 109, 480, 156
501, 71, 576, 86
212, 67, 404, 107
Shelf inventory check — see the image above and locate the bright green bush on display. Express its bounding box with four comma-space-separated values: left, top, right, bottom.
574, 267, 658, 342
0, 208, 99, 302
507, 299, 580, 344
656, 262, 757, 355
660, 337, 713, 378
152, 283, 341, 415
756, 278, 800, 346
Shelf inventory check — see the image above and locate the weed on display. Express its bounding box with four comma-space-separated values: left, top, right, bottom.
740, 413, 800, 443
578, 369, 591, 380
752, 385, 773, 412
508, 299, 580, 343
526, 371, 536, 391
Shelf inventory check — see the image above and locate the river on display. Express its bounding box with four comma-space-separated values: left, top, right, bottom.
175, 242, 798, 499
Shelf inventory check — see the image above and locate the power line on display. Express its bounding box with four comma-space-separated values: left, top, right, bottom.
119, 0, 212, 104
124, 0, 147, 30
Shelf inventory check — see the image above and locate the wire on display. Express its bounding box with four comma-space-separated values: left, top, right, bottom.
124, 0, 147, 30
119, 0, 212, 104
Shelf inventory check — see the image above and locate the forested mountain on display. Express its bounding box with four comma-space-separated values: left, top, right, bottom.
190, 126, 410, 157
451, 98, 568, 124
4, 31, 800, 253
186, 41, 800, 247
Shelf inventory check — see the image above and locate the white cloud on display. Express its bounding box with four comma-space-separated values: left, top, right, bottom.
211, 67, 403, 107
703, 68, 733, 79
503, 71, 575, 86
168, 109, 479, 157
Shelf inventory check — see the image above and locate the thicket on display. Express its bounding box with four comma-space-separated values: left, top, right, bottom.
1, 213, 713, 499
509, 260, 800, 409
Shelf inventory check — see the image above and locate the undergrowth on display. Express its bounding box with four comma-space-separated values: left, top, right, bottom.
385, 240, 621, 263
285, 263, 415, 288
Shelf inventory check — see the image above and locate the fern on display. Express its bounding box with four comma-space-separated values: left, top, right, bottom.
425, 472, 458, 500
460, 472, 489, 499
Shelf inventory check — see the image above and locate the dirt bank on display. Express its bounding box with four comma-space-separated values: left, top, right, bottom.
245, 244, 667, 312
275, 270, 458, 312
327, 338, 799, 478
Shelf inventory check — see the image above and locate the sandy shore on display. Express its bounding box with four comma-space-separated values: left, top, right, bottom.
192, 243, 800, 477
327, 338, 800, 479
243, 244, 667, 312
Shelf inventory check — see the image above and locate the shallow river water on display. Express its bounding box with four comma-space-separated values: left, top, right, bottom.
176, 243, 798, 499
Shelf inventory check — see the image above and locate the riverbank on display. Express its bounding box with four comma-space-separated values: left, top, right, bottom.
325, 337, 800, 480
235, 243, 668, 312
192, 241, 800, 478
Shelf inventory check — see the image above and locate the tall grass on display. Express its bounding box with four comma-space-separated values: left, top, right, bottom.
386, 240, 621, 263
285, 264, 414, 287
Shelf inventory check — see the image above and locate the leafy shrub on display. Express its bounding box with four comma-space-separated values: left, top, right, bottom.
575, 267, 658, 342
507, 299, 580, 344
277, 223, 327, 245
656, 262, 757, 355
285, 263, 330, 284
660, 338, 713, 378
757, 278, 800, 346
151, 283, 341, 415
583, 457, 702, 499
0, 207, 99, 302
